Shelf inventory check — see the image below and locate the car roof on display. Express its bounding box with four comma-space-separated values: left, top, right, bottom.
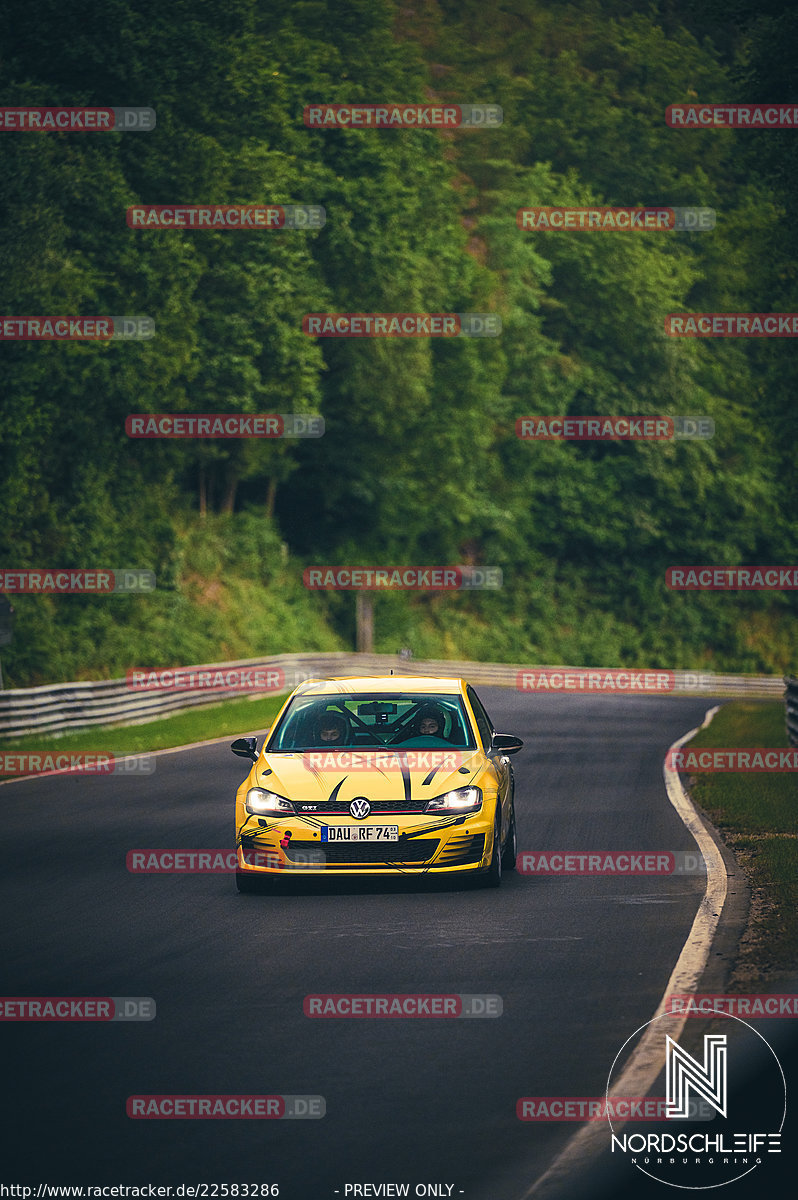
292, 675, 466, 696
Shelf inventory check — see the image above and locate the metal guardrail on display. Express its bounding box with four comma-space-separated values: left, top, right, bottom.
785, 676, 798, 747
0, 653, 353, 739
0, 652, 787, 739
379, 659, 785, 700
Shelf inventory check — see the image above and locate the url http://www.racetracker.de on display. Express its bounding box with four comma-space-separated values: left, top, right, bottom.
0, 1187, 281, 1198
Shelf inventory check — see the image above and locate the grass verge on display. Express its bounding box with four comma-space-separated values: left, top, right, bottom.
686, 701, 798, 987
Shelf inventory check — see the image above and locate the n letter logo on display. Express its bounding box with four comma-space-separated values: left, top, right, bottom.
666, 1034, 727, 1118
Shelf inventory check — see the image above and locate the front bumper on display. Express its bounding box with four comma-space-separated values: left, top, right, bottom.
236, 813, 494, 877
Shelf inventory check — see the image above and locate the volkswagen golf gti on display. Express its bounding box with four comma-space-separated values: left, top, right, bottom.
231, 675, 523, 892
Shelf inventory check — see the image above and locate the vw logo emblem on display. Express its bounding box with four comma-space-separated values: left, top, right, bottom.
349, 797, 371, 819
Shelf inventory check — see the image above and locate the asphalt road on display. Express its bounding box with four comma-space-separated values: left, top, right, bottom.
1, 689, 794, 1200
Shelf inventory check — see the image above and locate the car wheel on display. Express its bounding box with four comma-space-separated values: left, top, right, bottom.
480, 813, 502, 888
501, 801, 517, 872
236, 870, 274, 894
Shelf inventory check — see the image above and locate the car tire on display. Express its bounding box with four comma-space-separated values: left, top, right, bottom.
501, 800, 517, 872
480, 813, 503, 888
235, 870, 274, 894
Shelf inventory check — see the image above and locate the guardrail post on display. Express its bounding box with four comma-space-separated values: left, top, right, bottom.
785, 675, 798, 747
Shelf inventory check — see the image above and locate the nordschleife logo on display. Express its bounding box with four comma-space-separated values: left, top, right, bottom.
606, 1008, 785, 1189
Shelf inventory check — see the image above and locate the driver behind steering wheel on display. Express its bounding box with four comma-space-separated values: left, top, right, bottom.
395, 703, 450, 745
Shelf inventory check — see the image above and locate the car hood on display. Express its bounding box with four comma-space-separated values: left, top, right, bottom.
254, 748, 485, 804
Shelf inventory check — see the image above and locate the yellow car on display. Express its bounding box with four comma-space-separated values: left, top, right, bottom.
231, 675, 523, 892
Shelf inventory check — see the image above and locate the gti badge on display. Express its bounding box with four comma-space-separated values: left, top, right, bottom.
349, 797, 371, 819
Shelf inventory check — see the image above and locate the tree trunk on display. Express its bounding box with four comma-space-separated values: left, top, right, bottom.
222, 471, 238, 515
265, 477, 277, 520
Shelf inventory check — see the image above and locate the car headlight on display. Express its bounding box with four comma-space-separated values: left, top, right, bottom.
245, 788, 295, 816
426, 786, 482, 813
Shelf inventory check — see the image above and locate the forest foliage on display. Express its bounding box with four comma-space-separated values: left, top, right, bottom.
1, 0, 796, 683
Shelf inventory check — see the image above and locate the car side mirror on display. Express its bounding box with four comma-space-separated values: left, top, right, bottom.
490, 733, 524, 755
231, 736, 258, 761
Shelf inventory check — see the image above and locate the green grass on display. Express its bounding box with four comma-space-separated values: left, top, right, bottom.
0, 692, 286, 772
687, 701, 798, 985
687, 702, 798, 835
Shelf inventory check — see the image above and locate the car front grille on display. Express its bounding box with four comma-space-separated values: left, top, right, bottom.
293, 799, 429, 816
284, 838, 440, 865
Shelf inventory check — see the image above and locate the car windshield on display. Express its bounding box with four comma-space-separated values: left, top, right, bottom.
266, 692, 477, 752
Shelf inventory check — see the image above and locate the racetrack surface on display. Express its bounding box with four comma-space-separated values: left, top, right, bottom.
1, 689, 793, 1199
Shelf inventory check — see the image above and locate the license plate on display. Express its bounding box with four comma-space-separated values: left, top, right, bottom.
321, 825, 399, 842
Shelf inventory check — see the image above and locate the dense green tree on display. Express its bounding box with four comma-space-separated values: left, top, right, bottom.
1, 0, 795, 682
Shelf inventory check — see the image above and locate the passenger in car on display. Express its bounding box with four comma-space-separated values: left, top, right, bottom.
313, 712, 350, 746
